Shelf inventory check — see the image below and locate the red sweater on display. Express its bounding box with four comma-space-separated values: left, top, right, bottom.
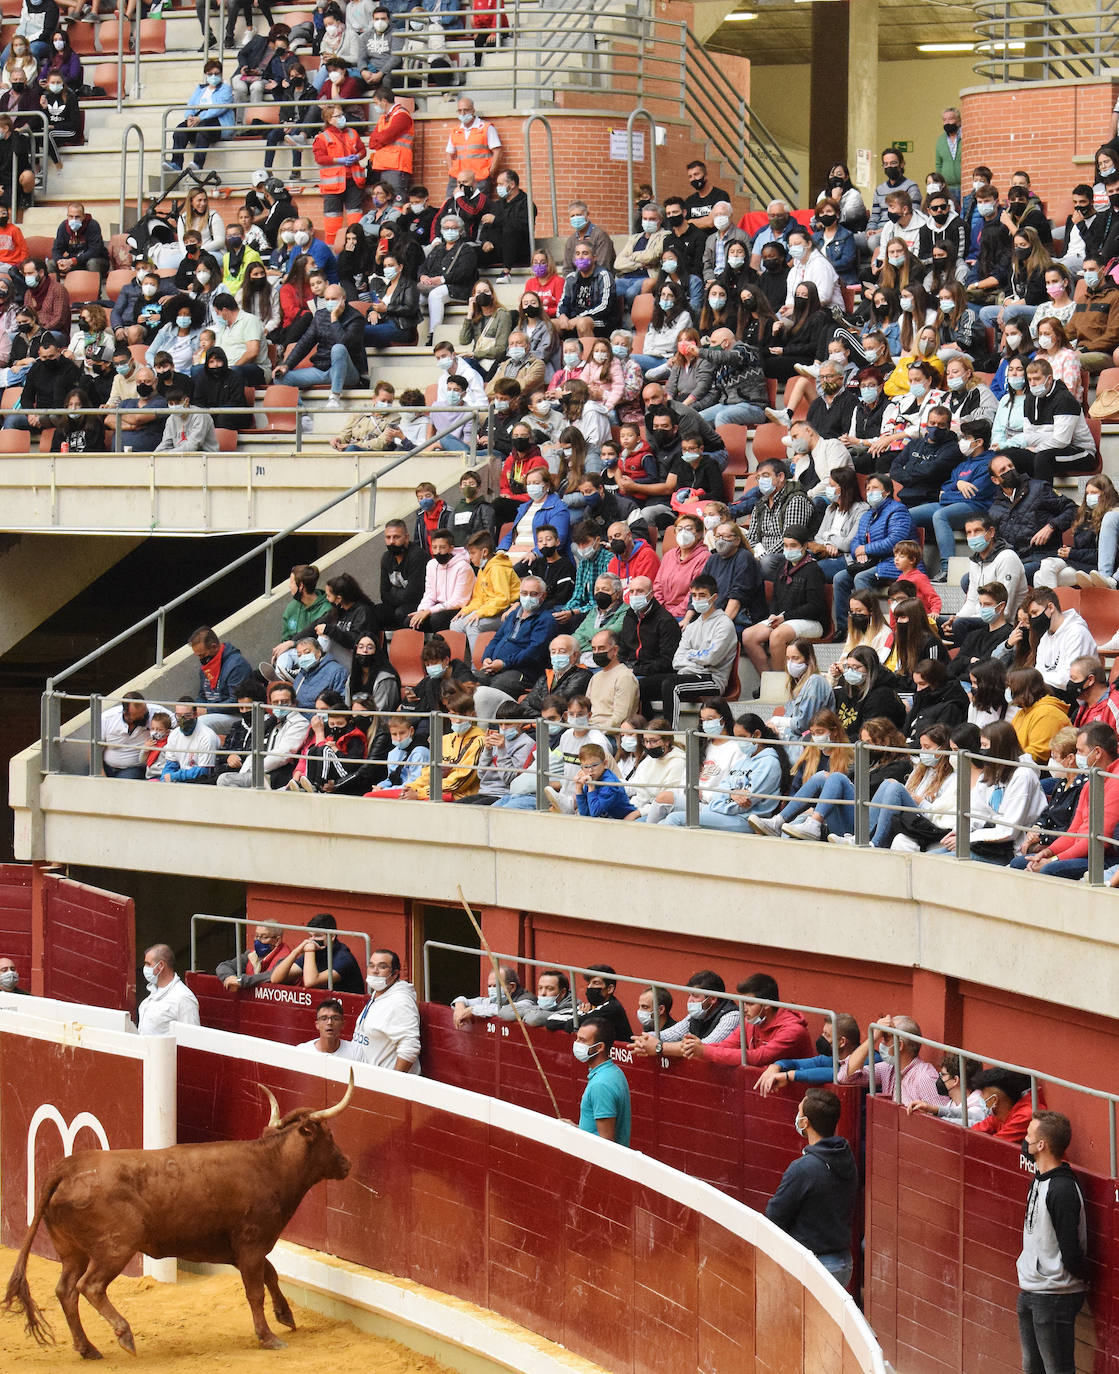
607, 538, 660, 590
1050, 756, 1119, 861
972, 1088, 1045, 1140
704, 1007, 814, 1067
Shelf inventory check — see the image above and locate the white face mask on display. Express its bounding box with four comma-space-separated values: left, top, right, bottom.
367, 974, 388, 993
572, 1040, 598, 1063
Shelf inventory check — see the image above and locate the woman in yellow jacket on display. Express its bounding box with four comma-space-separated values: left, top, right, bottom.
401, 689, 485, 801
313, 103, 369, 245
449, 530, 520, 653
1007, 667, 1069, 765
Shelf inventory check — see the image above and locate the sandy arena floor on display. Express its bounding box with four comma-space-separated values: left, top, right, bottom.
0, 1248, 455, 1371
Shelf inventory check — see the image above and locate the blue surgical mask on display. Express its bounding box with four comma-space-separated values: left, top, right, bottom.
502, 726, 521, 742
1085, 271, 1100, 289
253, 939, 273, 958
520, 593, 540, 611
738, 739, 756, 757
450, 719, 472, 735
691, 597, 712, 615
296, 653, 316, 671
867, 489, 885, 507
946, 375, 965, 391
550, 653, 570, 672
910, 381, 927, 399
967, 533, 988, 552
570, 214, 587, 230
1029, 382, 1048, 397
425, 663, 445, 678
783, 546, 802, 562
629, 592, 649, 612
537, 995, 557, 1011
701, 717, 722, 736
859, 385, 878, 404
443, 228, 460, 242
612, 344, 629, 359
823, 484, 838, 503
418, 496, 435, 511
843, 667, 865, 685
526, 484, 545, 500
789, 242, 806, 260
1007, 373, 1027, 391
1086, 492, 1100, 509
756, 476, 774, 496
207, 72, 222, 86
177, 315, 192, 329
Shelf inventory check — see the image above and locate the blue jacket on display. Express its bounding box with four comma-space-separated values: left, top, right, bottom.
147, 322, 201, 368
576, 767, 636, 819
486, 605, 557, 673
499, 491, 571, 556
292, 655, 349, 708
812, 226, 858, 284
854, 499, 914, 578
938, 449, 997, 505
286, 237, 338, 284
889, 433, 961, 506
111, 279, 148, 331
708, 744, 782, 817
195, 640, 253, 707
185, 81, 235, 130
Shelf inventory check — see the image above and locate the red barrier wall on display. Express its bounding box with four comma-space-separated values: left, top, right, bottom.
176, 1041, 870, 1374
864, 1096, 1118, 1374
0, 862, 32, 967
0, 1033, 145, 1275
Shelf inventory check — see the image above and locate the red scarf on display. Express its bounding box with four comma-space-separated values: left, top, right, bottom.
422, 501, 446, 536
200, 643, 224, 691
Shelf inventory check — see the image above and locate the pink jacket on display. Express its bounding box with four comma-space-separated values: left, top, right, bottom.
653, 542, 709, 620
578, 357, 624, 410
704, 1006, 814, 1067
419, 546, 475, 614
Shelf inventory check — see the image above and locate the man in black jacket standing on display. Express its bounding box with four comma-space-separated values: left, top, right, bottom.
765, 1088, 858, 1290
275, 284, 366, 404
622, 575, 682, 715
1017, 1111, 1088, 1374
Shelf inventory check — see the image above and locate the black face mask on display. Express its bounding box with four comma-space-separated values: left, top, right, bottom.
943, 122, 959, 136
1000, 469, 1021, 490
644, 744, 665, 759
1029, 611, 1051, 633
584, 986, 607, 1006
522, 303, 541, 318
850, 612, 870, 630
815, 1035, 832, 1058
512, 434, 531, 452
761, 259, 781, 272
591, 650, 611, 668
925, 426, 948, 446
935, 1075, 951, 1098
136, 382, 154, 397
818, 214, 836, 226
207, 365, 225, 376
665, 213, 684, 226
594, 590, 615, 609
608, 539, 627, 557
432, 550, 452, 565
883, 168, 902, 184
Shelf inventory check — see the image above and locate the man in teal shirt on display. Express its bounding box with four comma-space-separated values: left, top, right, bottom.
575, 1016, 631, 1146
935, 107, 963, 205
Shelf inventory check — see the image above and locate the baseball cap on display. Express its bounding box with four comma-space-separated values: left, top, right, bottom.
251, 169, 269, 188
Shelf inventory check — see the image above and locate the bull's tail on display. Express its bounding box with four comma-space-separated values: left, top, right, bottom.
2, 1169, 61, 1346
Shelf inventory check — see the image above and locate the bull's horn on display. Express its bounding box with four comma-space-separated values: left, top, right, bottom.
307, 1069, 354, 1122
260, 1084, 282, 1129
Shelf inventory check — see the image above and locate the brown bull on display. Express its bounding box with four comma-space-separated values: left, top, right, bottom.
3, 1072, 354, 1358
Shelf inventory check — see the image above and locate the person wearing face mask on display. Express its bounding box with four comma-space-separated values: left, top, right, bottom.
684, 972, 814, 1067
452, 963, 536, 1024
700, 200, 749, 284
409, 529, 475, 631
153, 384, 219, 451
1006, 357, 1097, 484
866, 148, 921, 253
887, 403, 961, 513
230, 23, 292, 104
570, 1016, 631, 1144
445, 95, 500, 195
51, 201, 105, 282
144, 296, 202, 375
0, 953, 28, 996
811, 195, 858, 285
19, 253, 69, 335
965, 195, 1013, 304
570, 571, 629, 668
508, 970, 573, 1031
471, 573, 556, 695
103, 362, 167, 451
1011, 723, 1119, 879
612, 200, 668, 312
1021, 588, 1096, 695
815, 162, 867, 233
631, 970, 739, 1060
584, 629, 639, 729
836, 1013, 940, 1105
289, 632, 349, 709
359, 11, 405, 96
312, 102, 369, 245
659, 193, 706, 302
781, 227, 844, 313
903, 416, 997, 579
555, 246, 620, 340
3, 330, 77, 432
136, 943, 200, 1035
164, 63, 235, 174
475, 167, 532, 274
763, 1088, 858, 1290
560, 196, 614, 273
620, 572, 682, 692
510, 521, 575, 609
829, 473, 914, 640
335, 949, 416, 1064
1065, 255, 1119, 370
159, 698, 220, 784
747, 197, 796, 272
655, 572, 738, 723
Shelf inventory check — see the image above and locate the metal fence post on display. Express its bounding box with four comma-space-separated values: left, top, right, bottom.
534, 717, 550, 811
684, 728, 700, 828
954, 750, 972, 861
959, 1054, 969, 1129
853, 740, 870, 846
40, 690, 61, 775
250, 701, 265, 789
155, 609, 166, 668
428, 711, 444, 802
88, 693, 103, 777
1088, 765, 1105, 885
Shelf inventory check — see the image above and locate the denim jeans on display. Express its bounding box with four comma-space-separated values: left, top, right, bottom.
980, 301, 1037, 330
906, 499, 989, 565
662, 806, 751, 832
1016, 1289, 1083, 1374
779, 770, 856, 833
616, 275, 648, 309
816, 1250, 853, 1290
699, 402, 767, 427
1007, 855, 1089, 880
1099, 508, 1119, 578
868, 778, 920, 847
284, 344, 359, 395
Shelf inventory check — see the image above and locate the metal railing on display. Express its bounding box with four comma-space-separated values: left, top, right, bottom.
34, 710, 1119, 887
120, 124, 146, 228
5, 111, 51, 219
521, 112, 558, 251
974, 0, 1118, 81
189, 910, 370, 991
42, 415, 482, 692
866, 1021, 1119, 1178
422, 939, 841, 1075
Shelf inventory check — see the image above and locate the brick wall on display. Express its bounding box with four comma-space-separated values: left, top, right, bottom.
960, 78, 1119, 218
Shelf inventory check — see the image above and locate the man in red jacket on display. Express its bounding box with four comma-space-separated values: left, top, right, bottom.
1014, 722, 1119, 879
1069, 655, 1119, 732
605, 520, 660, 598
681, 972, 813, 1066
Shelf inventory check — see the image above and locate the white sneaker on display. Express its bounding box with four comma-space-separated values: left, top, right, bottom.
764, 406, 792, 427
300, 413, 314, 433
1089, 571, 1117, 589
1099, 630, 1119, 652
827, 832, 856, 846
782, 815, 823, 842
326, 393, 343, 408
793, 363, 818, 380
748, 815, 783, 837
161, 158, 179, 173
1074, 571, 1093, 589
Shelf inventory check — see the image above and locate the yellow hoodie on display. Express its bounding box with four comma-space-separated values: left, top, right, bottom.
1012, 694, 1070, 764
459, 550, 520, 620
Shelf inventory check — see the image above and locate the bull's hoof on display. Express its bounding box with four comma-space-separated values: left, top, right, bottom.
275, 1309, 297, 1332
259, 1333, 287, 1350
78, 1346, 103, 1360
117, 1329, 136, 1355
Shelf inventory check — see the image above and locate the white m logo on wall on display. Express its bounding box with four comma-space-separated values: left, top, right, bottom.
26, 1105, 110, 1225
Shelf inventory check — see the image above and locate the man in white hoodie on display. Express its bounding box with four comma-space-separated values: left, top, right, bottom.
409, 528, 475, 632
1028, 587, 1097, 691
353, 949, 421, 1074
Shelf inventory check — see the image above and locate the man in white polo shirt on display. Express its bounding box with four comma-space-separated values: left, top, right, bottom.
137, 943, 200, 1036
100, 690, 152, 779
